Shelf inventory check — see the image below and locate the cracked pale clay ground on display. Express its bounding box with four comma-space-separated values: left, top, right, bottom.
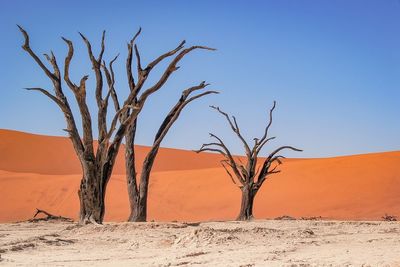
0, 220, 399, 266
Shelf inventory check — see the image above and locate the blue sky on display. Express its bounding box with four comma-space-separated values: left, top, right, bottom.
0, 0, 399, 158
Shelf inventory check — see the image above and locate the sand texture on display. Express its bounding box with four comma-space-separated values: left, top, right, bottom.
1, 220, 400, 266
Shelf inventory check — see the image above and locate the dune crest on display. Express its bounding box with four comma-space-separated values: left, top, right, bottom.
0, 129, 223, 175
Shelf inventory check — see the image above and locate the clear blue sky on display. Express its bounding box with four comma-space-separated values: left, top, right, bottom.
0, 0, 399, 158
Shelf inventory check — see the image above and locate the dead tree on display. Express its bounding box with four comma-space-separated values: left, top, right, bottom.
19, 25, 214, 224
124, 82, 218, 222
195, 101, 302, 221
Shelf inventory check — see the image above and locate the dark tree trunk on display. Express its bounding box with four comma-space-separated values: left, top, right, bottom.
237, 186, 256, 221
127, 170, 152, 222
126, 120, 143, 222
126, 83, 217, 222
128, 194, 147, 222
77, 166, 104, 224
127, 147, 156, 222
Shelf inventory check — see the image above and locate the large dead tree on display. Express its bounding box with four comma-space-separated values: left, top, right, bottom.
124, 82, 218, 222
19, 25, 214, 224
195, 102, 302, 220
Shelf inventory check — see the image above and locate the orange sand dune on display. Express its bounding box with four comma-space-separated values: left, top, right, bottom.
0, 129, 223, 174
0, 129, 399, 222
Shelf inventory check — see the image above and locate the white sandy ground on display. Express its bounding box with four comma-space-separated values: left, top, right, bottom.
0, 220, 399, 266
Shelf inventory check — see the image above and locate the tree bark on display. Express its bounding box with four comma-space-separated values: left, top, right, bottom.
126, 120, 142, 222
78, 165, 104, 224
128, 193, 147, 222
127, 145, 158, 222
237, 186, 256, 221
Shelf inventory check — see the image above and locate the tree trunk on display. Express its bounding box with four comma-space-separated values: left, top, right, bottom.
128, 168, 151, 222
127, 126, 156, 222
237, 186, 256, 221
128, 195, 147, 222
77, 165, 104, 224
125, 121, 146, 222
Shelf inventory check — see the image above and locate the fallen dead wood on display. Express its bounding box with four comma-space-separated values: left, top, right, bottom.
27, 208, 73, 222
300, 216, 323, 220
274, 215, 296, 220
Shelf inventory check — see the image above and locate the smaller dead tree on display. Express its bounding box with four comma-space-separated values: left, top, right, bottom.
195, 101, 302, 221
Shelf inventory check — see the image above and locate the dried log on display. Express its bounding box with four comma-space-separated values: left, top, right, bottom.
29, 208, 73, 222
274, 215, 296, 220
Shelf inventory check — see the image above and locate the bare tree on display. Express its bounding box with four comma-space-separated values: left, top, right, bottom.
125, 82, 218, 222
195, 101, 302, 220
100, 29, 216, 223
19, 25, 214, 224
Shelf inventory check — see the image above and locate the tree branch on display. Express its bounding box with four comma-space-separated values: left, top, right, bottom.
196, 133, 245, 183
24, 87, 64, 107
257, 100, 276, 146
102, 54, 120, 111
221, 160, 243, 187
17, 25, 57, 81
256, 146, 302, 187
61, 37, 78, 91
135, 45, 216, 105
126, 27, 142, 92
210, 105, 252, 157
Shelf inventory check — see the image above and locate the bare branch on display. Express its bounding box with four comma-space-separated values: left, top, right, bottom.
271, 155, 286, 164
221, 160, 243, 187
134, 44, 142, 73
98, 30, 106, 63
267, 146, 302, 160
153, 82, 217, 142
24, 87, 64, 107
207, 133, 245, 183
102, 54, 120, 110
194, 147, 226, 154
43, 51, 60, 79
199, 142, 224, 148
258, 100, 276, 145
17, 25, 56, 81
126, 27, 142, 92
255, 136, 276, 155
79, 31, 104, 105
61, 37, 78, 91
186, 90, 218, 104
210, 105, 252, 157
182, 81, 208, 97
136, 45, 216, 105
79, 32, 97, 65
103, 104, 137, 142
256, 146, 302, 187
146, 40, 186, 70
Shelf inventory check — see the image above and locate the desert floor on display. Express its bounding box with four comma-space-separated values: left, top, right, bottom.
1, 220, 400, 266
